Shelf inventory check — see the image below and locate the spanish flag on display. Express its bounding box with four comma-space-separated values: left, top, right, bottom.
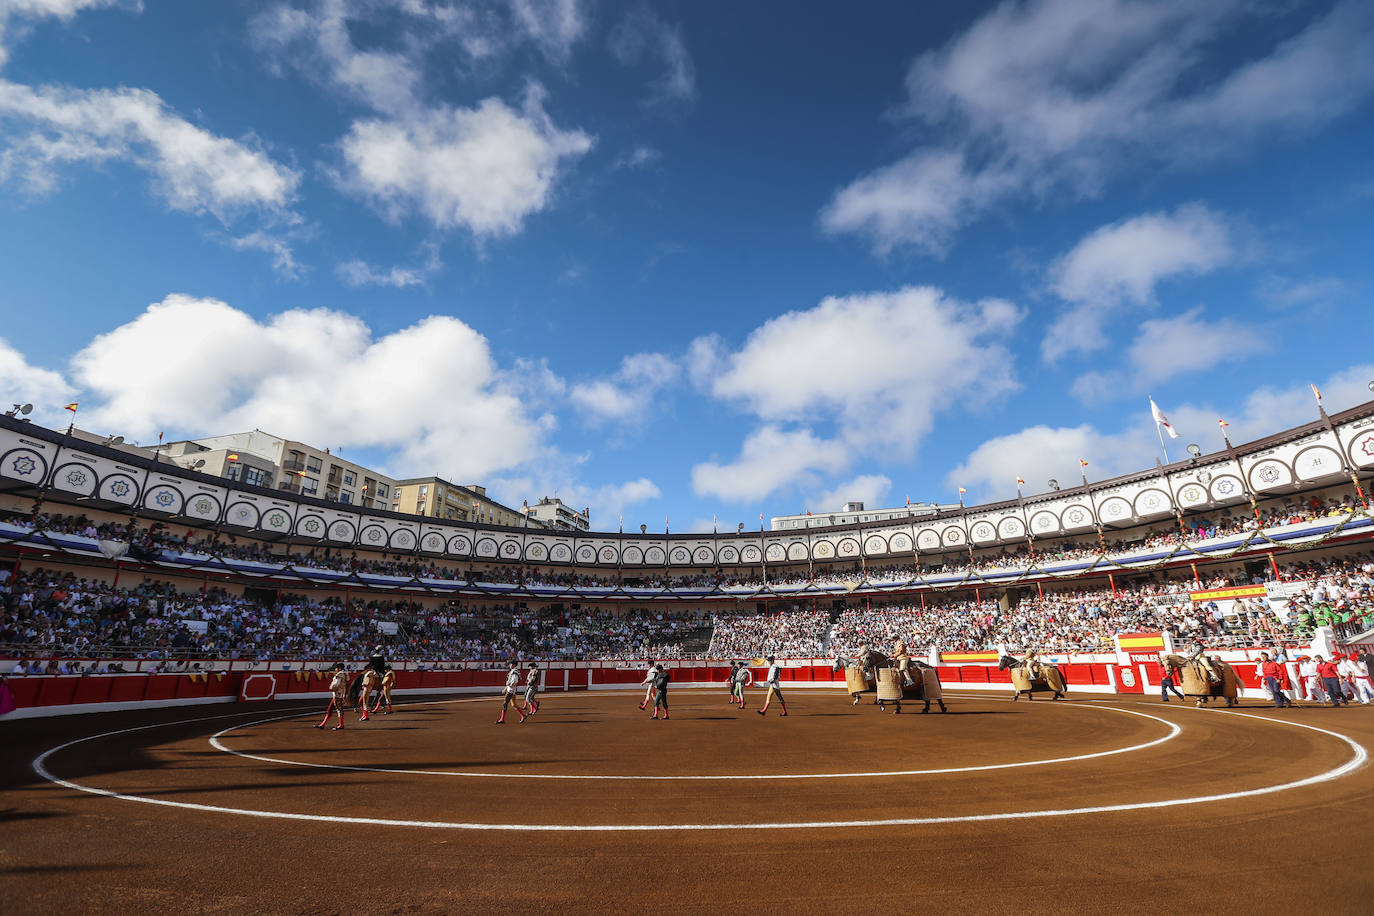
1217, 418, 1229, 428
957, 487, 967, 494
1311, 383, 1322, 402
1079, 459, 1089, 468
1015, 476, 1025, 485
64, 403, 78, 412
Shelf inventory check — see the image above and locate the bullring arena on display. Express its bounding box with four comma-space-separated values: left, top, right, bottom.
3, 406, 1374, 911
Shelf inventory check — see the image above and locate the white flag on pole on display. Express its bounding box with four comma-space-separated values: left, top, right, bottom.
1150, 397, 1180, 439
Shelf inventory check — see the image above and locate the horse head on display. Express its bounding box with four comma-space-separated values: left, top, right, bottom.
996, 655, 1015, 670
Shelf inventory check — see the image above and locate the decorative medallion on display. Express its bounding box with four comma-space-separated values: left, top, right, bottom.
552, 544, 570, 560
66, 469, 89, 488
601, 547, 617, 562
302, 518, 321, 533
367, 528, 384, 542
670, 547, 689, 563
195, 498, 215, 516
153, 490, 175, 507
1258, 464, 1281, 483
1066, 508, 1086, 524
110, 480, 131, 498
10, 455, 37, 476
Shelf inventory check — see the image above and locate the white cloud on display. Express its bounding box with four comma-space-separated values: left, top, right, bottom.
609, 8, 696, 105
0, 335, 75, 425
486, 472, 659, 528
952, 364, 1374, 502
684, 333, 722, 389
1043, 203, 1233, 362
706, 286, 1022, 452
810, 474, 892, 514
820, 150, 1015, 257
335, 242, 441, 288
1124, 308, 1267, 390
612, 145, 661, 170
508, 0, 586, 63
1256, 274, 1346, 310
692, 426, 849, 503
824, 0, 1374, 254
1070, 307, 1267, 404
0, 80, 299, 219
230, 230, 305, 280
0, 0, 125, 67
251, 0, 420, 113
67, 294, 548, 481
336, 84, 592, 236
569, 351, 678, 424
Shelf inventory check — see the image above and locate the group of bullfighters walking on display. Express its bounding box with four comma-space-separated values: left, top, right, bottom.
633, 656, 788, 719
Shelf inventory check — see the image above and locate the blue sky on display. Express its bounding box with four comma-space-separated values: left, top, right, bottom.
1, 0, 1373, 532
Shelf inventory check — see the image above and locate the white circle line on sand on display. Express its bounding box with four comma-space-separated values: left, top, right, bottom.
31, 698, 1369, 832
207, 701, 1181, 780
31, 704, 1367, 832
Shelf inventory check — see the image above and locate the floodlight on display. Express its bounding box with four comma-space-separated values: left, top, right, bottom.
1186, 444, 1202, 457
1048, 479, 1059, 491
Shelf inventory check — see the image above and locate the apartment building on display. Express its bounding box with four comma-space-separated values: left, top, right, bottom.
523, 496, 590, 531
390, 477, 537, 527
165, 430, 396, 510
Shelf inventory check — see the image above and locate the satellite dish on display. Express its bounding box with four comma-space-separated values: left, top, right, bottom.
110, 436, 124, 445
19, 404, 33, 415
192, 459, 206, 469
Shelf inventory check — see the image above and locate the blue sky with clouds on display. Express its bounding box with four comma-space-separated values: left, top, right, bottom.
1, 0, 1372, 531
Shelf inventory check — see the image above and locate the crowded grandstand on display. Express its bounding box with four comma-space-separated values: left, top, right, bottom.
3, 402, 1373, 682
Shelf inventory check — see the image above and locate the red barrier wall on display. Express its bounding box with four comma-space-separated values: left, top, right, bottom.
1, 660, 1188, 718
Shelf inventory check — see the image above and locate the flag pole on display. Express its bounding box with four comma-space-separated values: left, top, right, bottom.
1151, 396, 1170, 464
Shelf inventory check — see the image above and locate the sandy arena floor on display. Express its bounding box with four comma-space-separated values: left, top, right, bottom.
3, 687, 1373, 913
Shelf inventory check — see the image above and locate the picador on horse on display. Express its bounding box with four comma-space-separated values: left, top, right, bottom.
1158, 644, 1239, 707
997, 649, 1067, 700
833, 642, 947, 713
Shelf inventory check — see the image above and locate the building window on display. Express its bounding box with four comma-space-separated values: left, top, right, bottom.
343, 471, 355, 486
340, 491, 353, 504
419, 486, 428, 496
306, 456, 322, 472
226, 464, 242, 482
302, 477, 318, 495
244, 467, 268, 487
375, 483, 387, 498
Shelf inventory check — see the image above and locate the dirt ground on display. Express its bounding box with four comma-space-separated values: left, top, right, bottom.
3, 687, 1372, 914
